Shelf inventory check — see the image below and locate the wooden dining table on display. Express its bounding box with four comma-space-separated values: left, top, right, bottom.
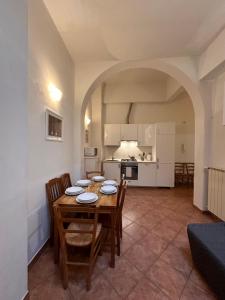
53, 182, 118, 268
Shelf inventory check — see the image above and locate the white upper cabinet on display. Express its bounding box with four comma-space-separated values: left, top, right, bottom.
104, 124, 121, 146
156, 122, 175, 135
121, 124, 138, 141
138, 124, 156, 146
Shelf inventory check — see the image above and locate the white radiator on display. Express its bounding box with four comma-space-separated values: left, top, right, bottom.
208, 168, 225, 221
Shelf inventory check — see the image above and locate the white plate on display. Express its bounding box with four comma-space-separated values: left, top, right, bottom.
76, 197, 98, 204
76, 179, 91, 187
65, 186, 84, 195
100, 185, 117, 195
92, 175, 105, 182
77, 192, 98, 202
102, 180, 118, 186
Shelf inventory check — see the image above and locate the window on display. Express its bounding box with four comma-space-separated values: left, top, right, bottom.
46, 109, 63, 141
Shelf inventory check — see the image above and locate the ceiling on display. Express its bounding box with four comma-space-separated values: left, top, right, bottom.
105, 68, 168, 84
43, 0, 225, 62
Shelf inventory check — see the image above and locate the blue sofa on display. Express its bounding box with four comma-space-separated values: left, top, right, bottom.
187, 222, 225, 300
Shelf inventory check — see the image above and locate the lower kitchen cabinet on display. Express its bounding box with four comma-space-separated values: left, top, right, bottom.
138, 163, 157, 186
103, 162, 121, 182
156, 163, 174, 187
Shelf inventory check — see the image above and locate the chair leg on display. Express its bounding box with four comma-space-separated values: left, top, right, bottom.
61, 258, 68, 289
86, 265, 92, 291
50, 221, 54, 246
120, 214, 122, 239
116, 227, 121, 256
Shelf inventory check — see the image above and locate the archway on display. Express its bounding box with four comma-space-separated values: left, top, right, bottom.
77, 59, 207, 210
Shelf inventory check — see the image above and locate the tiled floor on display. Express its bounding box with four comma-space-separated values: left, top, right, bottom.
29, 187, 218, 300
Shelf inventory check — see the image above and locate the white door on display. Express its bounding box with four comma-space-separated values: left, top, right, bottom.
138, 163, 157, 186
121, 124, 137, 141
103, 162, 121, 181
156, 163, 174, 187
138, 124, 156, 146
104, 124, 121, 146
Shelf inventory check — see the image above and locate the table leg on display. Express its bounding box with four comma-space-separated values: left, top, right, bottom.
110, 211, 116, 268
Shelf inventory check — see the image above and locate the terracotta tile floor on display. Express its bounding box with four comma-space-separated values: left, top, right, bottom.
29, 187, 219, 300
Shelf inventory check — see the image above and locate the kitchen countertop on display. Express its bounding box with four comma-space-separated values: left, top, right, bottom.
103, 159, 156, 163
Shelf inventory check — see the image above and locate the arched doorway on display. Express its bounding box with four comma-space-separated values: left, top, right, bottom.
75, 59, 207, 210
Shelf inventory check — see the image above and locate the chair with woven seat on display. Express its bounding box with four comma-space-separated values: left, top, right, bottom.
61, 173, 72, 192
46, 178, 64, 245
175, 162, 186, 185
100, 180, 127, 256
86, 170, 104, 180
186, 163, 194, 185
54, 205, 105, 291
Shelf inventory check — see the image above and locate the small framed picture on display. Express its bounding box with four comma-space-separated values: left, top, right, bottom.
46, 109, 63, 141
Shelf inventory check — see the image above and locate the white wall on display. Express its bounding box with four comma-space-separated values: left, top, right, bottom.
104, 93, 195, 162
28, 0, 74, 262
0, 1, 28, 299
209, 71, 225, 169
199, 28, 225, 79
90, 86, 103, 157
104, 81, 166, 103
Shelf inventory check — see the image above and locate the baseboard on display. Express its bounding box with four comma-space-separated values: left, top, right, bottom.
22, 291, 29, 300
28, 239, 49, 270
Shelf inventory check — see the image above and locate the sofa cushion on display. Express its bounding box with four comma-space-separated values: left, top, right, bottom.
187, 222, 225, 267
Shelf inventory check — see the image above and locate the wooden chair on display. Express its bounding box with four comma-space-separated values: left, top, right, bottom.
186, 163, 194, 185
86, 171, 104, 179
46, 178, 64, 245
175, 163, 185, 185
115, 182, 127, 256
100, 180, 127, 256
61, 173, 72, 192
54, 205, 105, 291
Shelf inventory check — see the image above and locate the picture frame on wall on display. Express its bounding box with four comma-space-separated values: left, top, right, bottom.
45, 109, 63, 141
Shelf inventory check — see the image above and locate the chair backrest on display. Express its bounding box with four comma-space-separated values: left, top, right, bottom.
54, 205, 99, 258
116, 181, 127, 212
46, 178, 64, 217
86, 171, 104, 179
175, 163, 185, 174
61, 173, 72, 191
116, 177, 124, 204
186, 163, 194, 175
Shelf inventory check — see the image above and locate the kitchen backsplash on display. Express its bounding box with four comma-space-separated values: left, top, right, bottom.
104, 141, 152, 160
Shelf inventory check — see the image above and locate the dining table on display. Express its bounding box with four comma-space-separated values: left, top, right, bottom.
53, 181, 118, 268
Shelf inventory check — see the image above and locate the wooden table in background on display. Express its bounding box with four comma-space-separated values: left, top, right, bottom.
54, 182, 117, 268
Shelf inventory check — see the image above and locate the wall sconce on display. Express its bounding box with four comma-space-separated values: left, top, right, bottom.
85, 116, 91, 127
181, 143, 185, 153
48, 83, 62, 102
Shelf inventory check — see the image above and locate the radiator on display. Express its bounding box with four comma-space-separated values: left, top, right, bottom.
208, 168, 225, 221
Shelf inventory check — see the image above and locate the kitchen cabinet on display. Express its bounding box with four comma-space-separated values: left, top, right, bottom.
84, 157, 100, 173
156, 122, 175, 135
103, 162, 121, 181
156, 163, 174, 187
156, 134, 175, 163
138, 124, 156, 146
155, 122, 175, 187
138, 163, 156, 186
104, 124, 121, 146
121, 124, 137, 141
